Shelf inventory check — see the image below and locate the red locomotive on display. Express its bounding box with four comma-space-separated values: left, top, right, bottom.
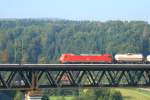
59, 53, 113, 64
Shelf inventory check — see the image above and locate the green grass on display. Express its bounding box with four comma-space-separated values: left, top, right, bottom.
49, 88, 150, 100
114, 88, 150, 100
49, 96, 75, 100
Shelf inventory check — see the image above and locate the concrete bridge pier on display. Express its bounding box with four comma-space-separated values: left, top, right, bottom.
24, 90, 42, 100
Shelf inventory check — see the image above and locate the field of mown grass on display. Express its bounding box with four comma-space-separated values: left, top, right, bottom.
49, 88, 150, 100
114, 88, 150, 100
49, 96, 75, 100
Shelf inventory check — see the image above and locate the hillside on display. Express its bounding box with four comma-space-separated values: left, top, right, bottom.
0, 19, 149, 64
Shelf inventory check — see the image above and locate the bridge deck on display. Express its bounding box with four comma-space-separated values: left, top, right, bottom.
0, 64, 149, 70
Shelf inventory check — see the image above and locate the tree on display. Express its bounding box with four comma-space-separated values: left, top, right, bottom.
1, 49, 9, 63
38, 56, 47, 64
21, 54, 28, 64
143, 24, 150, 56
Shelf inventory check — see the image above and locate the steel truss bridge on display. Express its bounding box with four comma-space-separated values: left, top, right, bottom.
0, 64, 150, 90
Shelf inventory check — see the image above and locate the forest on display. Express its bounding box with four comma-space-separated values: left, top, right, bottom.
0, 19, 149, 64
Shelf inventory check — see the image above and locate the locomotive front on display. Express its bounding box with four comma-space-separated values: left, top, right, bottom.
59, 53, 113, 64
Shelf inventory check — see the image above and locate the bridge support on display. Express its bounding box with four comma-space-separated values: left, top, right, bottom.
25, 71, 42, 100
25, 90, 42, 100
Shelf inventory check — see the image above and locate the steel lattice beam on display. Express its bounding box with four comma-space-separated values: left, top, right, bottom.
0, 64, 149, 90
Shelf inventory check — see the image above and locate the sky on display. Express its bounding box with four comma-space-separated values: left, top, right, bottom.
0, 0, 150, 23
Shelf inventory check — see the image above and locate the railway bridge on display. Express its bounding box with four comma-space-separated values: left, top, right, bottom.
0, 64, 150, 89
0, 64, 150, 99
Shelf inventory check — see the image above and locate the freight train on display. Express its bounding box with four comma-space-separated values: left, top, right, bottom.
59, 53, 150, 64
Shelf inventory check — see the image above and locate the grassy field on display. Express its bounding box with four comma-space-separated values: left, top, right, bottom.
49, 88, 150, 100
49, 96, 75, 100
114, 88, 150, 100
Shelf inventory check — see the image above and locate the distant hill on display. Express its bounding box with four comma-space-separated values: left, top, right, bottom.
0, 19, 149, 63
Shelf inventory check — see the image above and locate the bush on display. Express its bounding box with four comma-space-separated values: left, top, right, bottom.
110, 91, 123, 100
14, 91, 23, 100
41, 94, 50, 100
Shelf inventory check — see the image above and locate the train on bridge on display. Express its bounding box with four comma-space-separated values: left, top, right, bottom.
59, 53, 150, 64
